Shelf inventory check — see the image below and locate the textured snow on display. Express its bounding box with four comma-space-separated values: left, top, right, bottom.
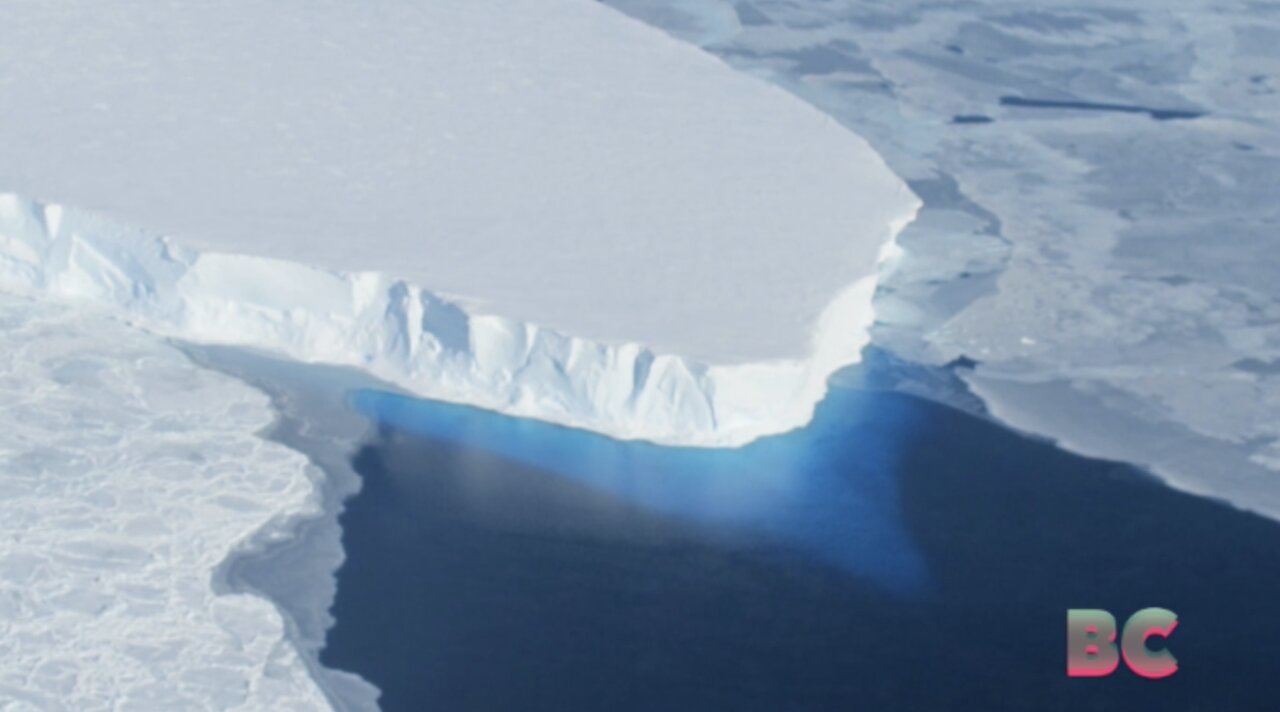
607, 0, 1280, 515
0, 294, 331, 710
0, 0, 918, 446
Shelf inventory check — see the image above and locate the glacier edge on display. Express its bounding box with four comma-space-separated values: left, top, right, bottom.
0, 192, 917, 447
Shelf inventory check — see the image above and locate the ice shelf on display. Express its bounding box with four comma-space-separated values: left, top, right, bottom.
0, 0, 918, 445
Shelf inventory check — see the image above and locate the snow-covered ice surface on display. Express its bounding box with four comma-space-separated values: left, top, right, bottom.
0, 0, 919, 447
602, 0, 1280, 516
0, 294, 339, 710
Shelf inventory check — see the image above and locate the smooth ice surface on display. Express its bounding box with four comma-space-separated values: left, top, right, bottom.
606, 0, 1280, 516
0, 0, 918, 446
0, 294, 334, 710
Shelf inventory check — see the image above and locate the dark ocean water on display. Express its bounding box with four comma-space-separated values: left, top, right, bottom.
320, 376, 1280, 711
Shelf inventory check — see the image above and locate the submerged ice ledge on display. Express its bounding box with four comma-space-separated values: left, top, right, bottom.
0, 194, 913, 447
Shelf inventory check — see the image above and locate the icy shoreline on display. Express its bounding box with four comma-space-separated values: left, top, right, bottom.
194, 346, 391, 712
0, 295, 332, 709
0, 194, 914, 447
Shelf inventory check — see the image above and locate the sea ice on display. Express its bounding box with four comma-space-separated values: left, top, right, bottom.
0, 294, 339, 709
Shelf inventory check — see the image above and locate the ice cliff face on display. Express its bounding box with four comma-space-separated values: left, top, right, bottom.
0, 195, 912, 446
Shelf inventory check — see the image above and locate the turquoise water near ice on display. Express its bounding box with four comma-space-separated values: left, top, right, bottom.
322, 369, 1280, 711
349, 382, 931, 598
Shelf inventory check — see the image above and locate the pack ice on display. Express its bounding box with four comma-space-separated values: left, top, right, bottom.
0, 294, 335, 710
0, 0, 918, 445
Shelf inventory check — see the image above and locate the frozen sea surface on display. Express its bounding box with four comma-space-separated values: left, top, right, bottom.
0, 295, 337, 710
603, 0, 1280, 517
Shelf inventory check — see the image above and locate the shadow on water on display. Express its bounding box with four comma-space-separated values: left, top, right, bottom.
323, 370, 1280, 711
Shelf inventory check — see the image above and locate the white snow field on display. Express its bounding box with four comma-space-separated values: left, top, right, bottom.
0, 0, 919, 447
0, 294, 338, 710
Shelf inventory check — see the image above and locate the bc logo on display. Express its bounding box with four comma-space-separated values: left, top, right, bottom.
1067, 608, 1178, 679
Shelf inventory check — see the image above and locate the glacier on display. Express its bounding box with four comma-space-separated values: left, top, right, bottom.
0, 0, 919, 447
